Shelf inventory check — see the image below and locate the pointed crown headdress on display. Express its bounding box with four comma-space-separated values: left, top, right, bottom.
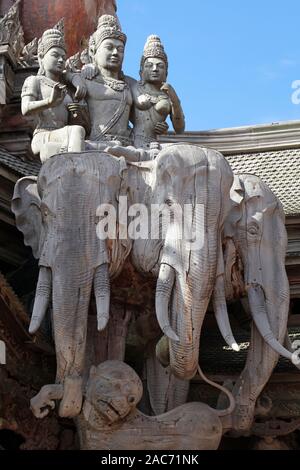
90, 14, 127, 54
140, 35, 168, 75
37, 28, 66, 57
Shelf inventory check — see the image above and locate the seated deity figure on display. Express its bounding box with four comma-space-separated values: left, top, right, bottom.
82, 15, 133, 148
131, 35, 185, 149
21, 28, 88, 163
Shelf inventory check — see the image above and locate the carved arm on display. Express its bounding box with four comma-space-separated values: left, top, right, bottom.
65, 71, 87, 100
21, 82, 67, 116
161, 83, 185, 134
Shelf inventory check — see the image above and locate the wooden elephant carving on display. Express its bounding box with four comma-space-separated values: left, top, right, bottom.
12, 152, 131, 418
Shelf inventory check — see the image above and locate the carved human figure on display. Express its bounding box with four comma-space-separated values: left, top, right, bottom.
87, 35, 185, 161
82, 15, 133, 147
21, 28, 88, 162
131, 35, 185, 149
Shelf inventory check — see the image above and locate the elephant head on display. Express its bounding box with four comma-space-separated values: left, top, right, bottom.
223, 174, 293, 433
12, 152, 131, 417
130, 144, 235, 380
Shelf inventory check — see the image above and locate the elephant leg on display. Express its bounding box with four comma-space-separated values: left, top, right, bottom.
59, 375, 83, 418
146, 340, 189, 415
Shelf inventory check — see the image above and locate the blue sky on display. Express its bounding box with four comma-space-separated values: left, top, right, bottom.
117, 0, 300, 131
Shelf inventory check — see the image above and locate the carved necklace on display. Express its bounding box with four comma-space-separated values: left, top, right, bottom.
95, 71, 128, 92
103, 76, 127, 92
137, 82, 168, 104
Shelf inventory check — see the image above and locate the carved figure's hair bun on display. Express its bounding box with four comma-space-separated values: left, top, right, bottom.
140, 35, 168, 75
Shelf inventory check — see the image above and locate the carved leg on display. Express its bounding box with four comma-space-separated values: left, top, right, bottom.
59, 375, 83, 418
67, 126, 86, 153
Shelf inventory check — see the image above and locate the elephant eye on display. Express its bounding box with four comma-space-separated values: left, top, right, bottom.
128, 395, 135, 404
165, 199, 173, 207
247, 222, 259, 236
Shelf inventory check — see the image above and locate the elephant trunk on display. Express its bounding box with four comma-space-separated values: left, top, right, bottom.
247, 284, 293, 361
155, 259, 203, 380
29, 267, 52, 334
167, 243, 214, 380
52, 269, 95, 385
168, 273, 205, 380
94, 263, 110, 332
158, 205, 222, 379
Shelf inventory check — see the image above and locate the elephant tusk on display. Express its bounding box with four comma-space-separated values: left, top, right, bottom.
248, 285, 294, 362
94, 263, 110, 332
156, 263, 179, 342
213, 277, 240, 352
29, 267, 52, 334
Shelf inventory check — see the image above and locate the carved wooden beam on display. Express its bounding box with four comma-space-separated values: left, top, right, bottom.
160, 120, 300, 154
0, 271, 54, 356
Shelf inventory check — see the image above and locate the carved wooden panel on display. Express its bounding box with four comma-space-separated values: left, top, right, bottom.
0, 0, 117, 56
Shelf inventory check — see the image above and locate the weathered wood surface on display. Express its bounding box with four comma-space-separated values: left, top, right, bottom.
77, 361, 223, 450
12, 152, 131, 418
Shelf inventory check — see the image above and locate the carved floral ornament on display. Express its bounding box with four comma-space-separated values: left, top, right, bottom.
0, 0, 66, 68
0, 1, 115, 70
0, 0, 24, 59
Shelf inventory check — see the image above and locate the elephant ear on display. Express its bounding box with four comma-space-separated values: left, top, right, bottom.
12, 176, 44, 259
224, 175, 244, 239
223, 175, 246, 299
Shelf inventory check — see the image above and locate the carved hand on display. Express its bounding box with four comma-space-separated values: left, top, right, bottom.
72, 74, 87, 100
155, 121, 169, 135
160, 82, 176, 100
48, 83, 67, 107
161, 83, 185, 134
82, 64, 98, 80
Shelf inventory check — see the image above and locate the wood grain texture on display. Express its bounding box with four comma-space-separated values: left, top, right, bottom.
77, 361, 223, 450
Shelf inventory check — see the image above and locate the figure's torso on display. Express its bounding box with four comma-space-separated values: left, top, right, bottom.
131, 81, 171, 146
23, 75, 73, 133
85, 76, 133, 142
